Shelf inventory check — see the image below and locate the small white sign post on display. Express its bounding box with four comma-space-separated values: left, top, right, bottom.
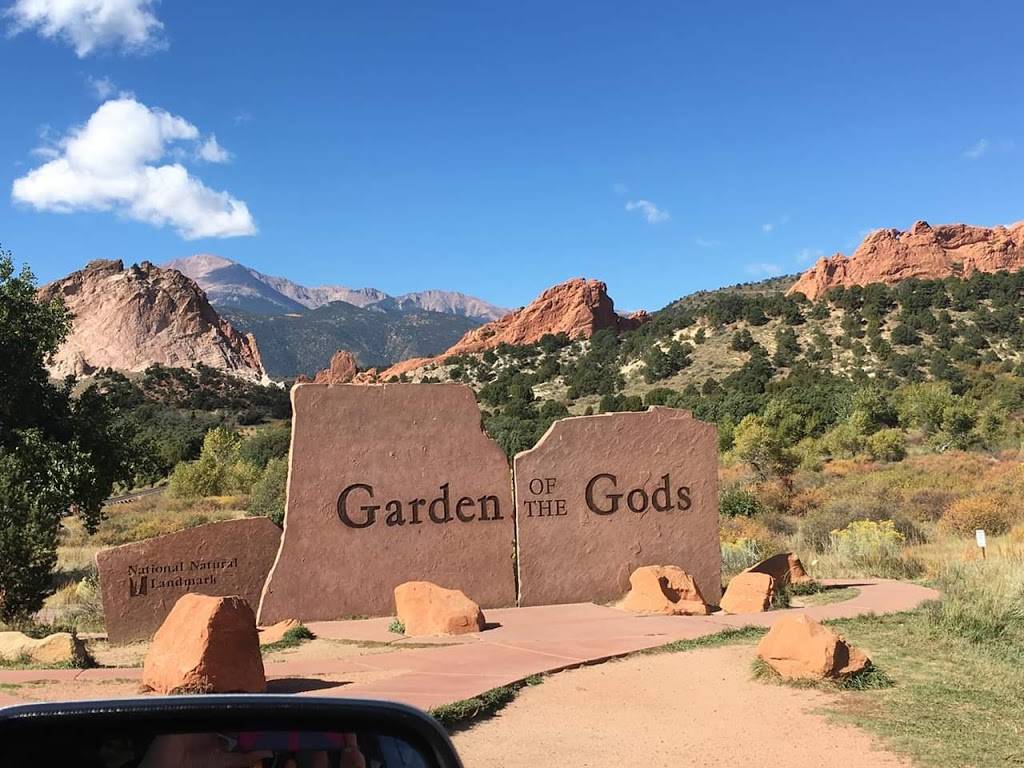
975, 529, 987, 560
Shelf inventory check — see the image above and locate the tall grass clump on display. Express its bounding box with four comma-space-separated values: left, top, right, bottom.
926, 558, 1024, 649
721, 538, 770, 576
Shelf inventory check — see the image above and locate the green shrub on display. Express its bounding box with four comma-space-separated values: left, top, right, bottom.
719, 486, 764, 517
238, 424, 290, 469
249, 457, 288, 526
865, 428, 906, 462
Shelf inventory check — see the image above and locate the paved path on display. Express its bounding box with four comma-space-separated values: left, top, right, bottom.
452, 644, 912, 768
0, 579, 937, 710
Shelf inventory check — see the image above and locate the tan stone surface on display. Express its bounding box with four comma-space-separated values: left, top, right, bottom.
394, 581, 486, 636
720, 572, 775, 614
514, 407, 721, 607
788, 219, 1024, 300
258, 383, 516, 623
744, 552, 812, 587
619, 565, 709, 615
757, 614, 870, 680
37, 259, 264, 379
142, 594, 265, 694
451, 645, 909, 768
96, 517, 282, 644
258, 619, 300, 646
0, 631, 87, 665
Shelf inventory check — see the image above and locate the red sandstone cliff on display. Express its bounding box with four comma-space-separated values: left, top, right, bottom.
377, 278, 647, 379
37, 259, 265, 380
789, 220, 1024, 301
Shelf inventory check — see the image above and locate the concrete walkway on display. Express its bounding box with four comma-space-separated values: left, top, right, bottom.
0, 579, 938, 710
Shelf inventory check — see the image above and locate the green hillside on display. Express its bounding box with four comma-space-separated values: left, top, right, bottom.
223, 301, 480, 378
392, 270, 1024, 459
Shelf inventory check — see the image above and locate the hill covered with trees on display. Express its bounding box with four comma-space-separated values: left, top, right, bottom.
391, 270, 1024, 463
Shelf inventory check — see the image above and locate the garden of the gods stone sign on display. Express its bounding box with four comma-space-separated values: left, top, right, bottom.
3, 9, 1023, 766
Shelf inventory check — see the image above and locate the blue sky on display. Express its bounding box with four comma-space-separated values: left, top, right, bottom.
1, 1, 1022, 311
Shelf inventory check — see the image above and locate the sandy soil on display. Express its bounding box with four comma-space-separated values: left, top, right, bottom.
452, 645, 909, 768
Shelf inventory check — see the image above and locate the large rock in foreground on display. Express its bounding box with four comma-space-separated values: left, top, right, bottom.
37, 259, 264, 379
394, 581, 485, 636
620, 566, 710, 616
143, 594, 265, 694
757, 614, 870, 680
720, 572, 775, 614
743, 553, 812, 588
789, 219, 1024, 300
0, 631, 89, 666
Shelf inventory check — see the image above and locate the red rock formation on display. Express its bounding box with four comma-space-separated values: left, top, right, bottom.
789, 220, 1024, 300
619, 565, 710, 616
378, 278, 645, 379
743, 552, 812, 588
719, 572, 775, 614
310, 350, 359, 384
757, 614, 870, 681
37, 259, 264, 380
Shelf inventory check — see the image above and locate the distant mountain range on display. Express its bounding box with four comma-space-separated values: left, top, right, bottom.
220, 303, 480, 379
164, 254, 508, 321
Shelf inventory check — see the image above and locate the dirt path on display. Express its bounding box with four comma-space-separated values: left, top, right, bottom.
452, 644, 908, 768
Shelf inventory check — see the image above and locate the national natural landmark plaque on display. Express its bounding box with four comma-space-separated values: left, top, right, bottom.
514, 407, 721, 606
96, 517, 282, 644
257, 383, 516, 623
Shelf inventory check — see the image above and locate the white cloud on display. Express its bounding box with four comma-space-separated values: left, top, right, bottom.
233, 111, 253, 126
963, 138, 989, 160
761, 222, 775, 233
197, 134, 231, 163
695, 237, 720, 248
625, 199, 670, 224
12, 98, 256, 239
746, 262, 783, 277
6, 0, 164, 57
86, 74, 117, 99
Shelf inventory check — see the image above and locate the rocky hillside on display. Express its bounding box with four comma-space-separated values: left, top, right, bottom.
373, 263, 1024, 457
790, 219, 1024, 300
166, 254, 508, 320
38, 260, 265, 380
378, 277, 647, 378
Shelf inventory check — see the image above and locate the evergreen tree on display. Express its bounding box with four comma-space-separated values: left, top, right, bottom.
0, 250, 134, 619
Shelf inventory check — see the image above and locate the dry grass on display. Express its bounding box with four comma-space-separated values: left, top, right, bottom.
63, 494, 248, 548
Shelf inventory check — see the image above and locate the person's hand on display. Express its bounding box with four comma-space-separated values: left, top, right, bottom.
140, 733, 271, 768
280, 734, 365, 768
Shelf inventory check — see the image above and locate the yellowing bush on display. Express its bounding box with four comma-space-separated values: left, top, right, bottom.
941, 495, 1017, 536
823, 519, 922, 579
1008, 523, 1024, 546
719, 515, 779, 548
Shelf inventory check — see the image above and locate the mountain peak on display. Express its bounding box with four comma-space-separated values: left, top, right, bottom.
38, 259, 264, 380
788, 219, 1024, 300
162, 254, 508, 321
